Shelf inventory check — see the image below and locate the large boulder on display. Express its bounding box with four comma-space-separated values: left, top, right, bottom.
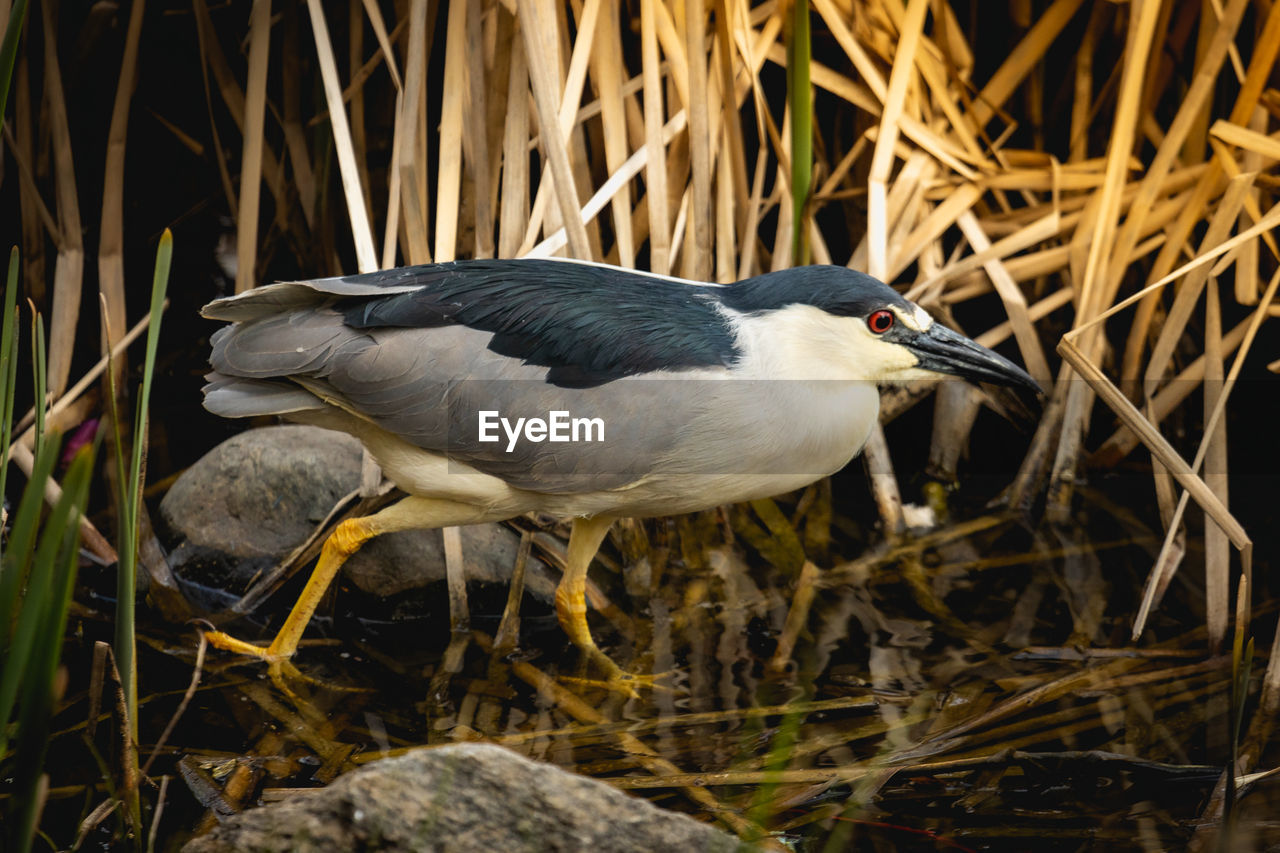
182, 743, 750, 853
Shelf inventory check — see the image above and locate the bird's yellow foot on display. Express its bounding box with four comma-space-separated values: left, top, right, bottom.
203, 629, 312, 700
204, 629, 286, 661
558, 648, 673, 698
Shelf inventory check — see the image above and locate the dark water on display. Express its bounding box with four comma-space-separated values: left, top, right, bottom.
44, 455, 1277, 851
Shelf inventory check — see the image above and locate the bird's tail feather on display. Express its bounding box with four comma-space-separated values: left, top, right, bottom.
202, 373, 326, 418
201, 275, 423, 323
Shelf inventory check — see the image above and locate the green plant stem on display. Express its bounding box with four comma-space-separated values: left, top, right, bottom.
786, 0, 812, 267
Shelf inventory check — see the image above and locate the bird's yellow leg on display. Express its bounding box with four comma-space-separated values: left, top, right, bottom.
555, 516, 661, 693
555, 516, 615, 670
205, 497, 495, 663
204, 516, 377, 661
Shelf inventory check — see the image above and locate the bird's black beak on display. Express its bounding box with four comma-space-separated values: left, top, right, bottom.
905, 323, 1043, 396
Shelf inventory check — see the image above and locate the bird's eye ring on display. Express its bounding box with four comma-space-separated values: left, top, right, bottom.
867, 310, 894, 334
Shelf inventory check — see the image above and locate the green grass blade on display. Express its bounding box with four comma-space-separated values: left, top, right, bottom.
129, 230, 172, 494
0, 428, 60, 651
0, 433, 64, 759
9, 443, 93, 853
0, 248, 20, 525
115, 228, 172, 741
0, 0, 30, 121
747, 705, 805, 831
29, 310, 45, 465
0, 248, 22, 655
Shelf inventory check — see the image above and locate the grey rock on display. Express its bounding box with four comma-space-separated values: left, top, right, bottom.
161, 426, 556, 609
161, 425, 364, 559
351, 526, 556, 602
182, 743, 750, 853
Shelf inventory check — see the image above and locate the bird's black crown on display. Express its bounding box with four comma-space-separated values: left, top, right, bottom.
723, 266, 913, 319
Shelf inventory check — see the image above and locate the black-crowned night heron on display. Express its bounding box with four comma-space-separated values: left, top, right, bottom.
201, 259, 1039, 682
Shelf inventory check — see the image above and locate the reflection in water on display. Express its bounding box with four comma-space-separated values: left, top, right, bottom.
62, 483, 1264, 850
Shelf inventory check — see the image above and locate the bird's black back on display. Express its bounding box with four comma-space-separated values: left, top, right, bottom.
338, 260, 739, 387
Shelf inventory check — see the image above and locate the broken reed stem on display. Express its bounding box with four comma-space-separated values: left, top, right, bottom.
1057, 336, 1247, 549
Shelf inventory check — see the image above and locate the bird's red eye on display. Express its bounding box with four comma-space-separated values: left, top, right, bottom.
867, 310, 894, 334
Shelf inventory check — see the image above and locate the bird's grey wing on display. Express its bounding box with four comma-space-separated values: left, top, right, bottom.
205, 260, 748, 491
204, 260, 739, 390
437, 373, 717, 491
208, 308, 717, 493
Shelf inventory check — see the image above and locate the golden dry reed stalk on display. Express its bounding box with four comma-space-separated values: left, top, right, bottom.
156, 0, 1277, 662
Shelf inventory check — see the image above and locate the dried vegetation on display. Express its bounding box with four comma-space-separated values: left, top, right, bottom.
3, 0, 1280, 848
